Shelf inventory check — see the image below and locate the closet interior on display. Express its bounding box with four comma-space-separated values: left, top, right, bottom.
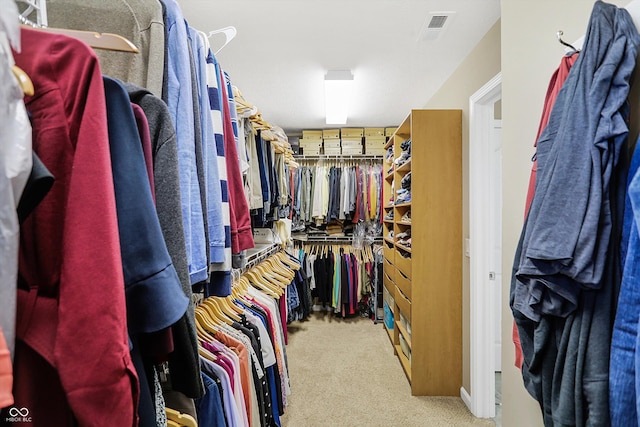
1, 1, 401, 426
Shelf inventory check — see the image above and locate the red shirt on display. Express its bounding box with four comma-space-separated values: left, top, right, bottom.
13, 28, 138, 426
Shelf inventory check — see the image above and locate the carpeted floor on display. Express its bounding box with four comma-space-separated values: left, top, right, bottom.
279, 312, 495, 427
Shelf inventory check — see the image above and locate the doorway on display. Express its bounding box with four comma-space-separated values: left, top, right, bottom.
465, 73, 502, 419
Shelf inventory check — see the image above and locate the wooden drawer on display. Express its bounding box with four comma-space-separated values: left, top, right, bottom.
395, 251, 412, 279
383, 272, 395, 296
383, 244, 395, 263
395, 268, 411, 300
383, 257, 395, 281
395, 285, 411, 318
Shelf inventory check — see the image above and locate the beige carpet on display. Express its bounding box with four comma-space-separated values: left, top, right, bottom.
279, 312, 494, 427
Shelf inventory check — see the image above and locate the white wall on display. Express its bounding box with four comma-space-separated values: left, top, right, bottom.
424, 19, 501, 394
501, 1, 629, 426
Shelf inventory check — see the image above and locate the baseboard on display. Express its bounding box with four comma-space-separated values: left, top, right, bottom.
460, 386, 472, 413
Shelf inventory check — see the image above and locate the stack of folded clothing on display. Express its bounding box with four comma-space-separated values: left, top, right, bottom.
401, 171, 411, 190
326, 221, 345, 237
396, 230, 412, 248
395, 188, 411, 204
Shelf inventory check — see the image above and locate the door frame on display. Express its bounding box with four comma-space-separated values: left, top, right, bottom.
462, 72, 502, 418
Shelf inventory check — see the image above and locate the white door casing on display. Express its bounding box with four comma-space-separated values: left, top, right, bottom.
463, 72, 502, 419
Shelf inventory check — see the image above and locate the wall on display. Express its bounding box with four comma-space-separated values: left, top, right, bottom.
501, 1, 628, 426
424, 19, 501, 394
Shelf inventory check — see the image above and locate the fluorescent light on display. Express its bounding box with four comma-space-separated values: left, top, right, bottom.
325, 70, 353, 125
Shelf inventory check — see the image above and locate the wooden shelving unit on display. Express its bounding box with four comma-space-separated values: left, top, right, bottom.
382, 109, 462, 396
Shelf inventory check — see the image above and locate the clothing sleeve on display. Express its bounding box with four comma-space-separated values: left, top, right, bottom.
103, 76, 189, 335
219, 67, 254, 253
52, 37, 139, 426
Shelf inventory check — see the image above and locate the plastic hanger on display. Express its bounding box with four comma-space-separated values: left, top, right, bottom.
12, 66, 34, 96
23, 24, 139, 52
208, 26, 236, 55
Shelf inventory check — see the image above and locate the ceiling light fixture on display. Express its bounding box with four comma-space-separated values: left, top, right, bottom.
324, 70, 354, 125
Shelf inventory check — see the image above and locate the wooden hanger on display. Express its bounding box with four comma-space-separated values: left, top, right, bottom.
23, 25, 139, 52
201, 298, 235, 325
254, 265, 286, 294
166, 408, 197, 427
215, 296, 243, 321
194, 308, 216, 342
245, 270, 280, 298
12, 66, 34, 96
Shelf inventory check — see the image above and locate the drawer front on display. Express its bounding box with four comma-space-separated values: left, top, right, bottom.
383, 257, 395, 282
383, 272, 395, 297
383, 244, 395, 263
395, 285, 411, 318
395, 251, 412, 279
395, 268, 412, 300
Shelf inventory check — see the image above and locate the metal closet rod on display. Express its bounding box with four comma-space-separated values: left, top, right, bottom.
293, 236, 383, 243
293, 155, 383, 160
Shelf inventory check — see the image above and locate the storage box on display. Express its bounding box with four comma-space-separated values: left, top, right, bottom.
341, 140, 362, 148
341, 137, 363, 145
341, 128, 364, 138
365, 136, 387, 155
365, 146, 387, 155
302, 130, 323, 139
322, 128, 341, 139
342, 146, 363, 155
364, 127, 385, 137
323, 140, 341, 150
323, 147, 341, 155
299, 139, 322, 156
385, 127, 397, 136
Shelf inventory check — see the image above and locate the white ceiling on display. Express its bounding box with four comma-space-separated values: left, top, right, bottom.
180, 0, 500, 134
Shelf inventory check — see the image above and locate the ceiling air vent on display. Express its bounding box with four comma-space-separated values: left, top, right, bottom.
428, 15, 448, 29
418, 11, 456, 42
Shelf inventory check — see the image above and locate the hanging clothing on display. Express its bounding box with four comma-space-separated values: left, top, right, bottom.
12, 27, 138, 426
0, 25, 31, 364
160, 0, 208, 286
189, 26, 225, 266
512, 51, 579, 371
511, 2, 640, 426
203, 40, 233, 296
219, 67, 255, 255
47, 0, 165, 98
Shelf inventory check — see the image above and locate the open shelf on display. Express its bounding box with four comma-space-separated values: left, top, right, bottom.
396, 345, 412, 381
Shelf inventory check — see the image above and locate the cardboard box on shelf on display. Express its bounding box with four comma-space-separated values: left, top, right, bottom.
341, 137, 363, 145
341, 141, 363, 151
365, 146, 387, 155
300, 147, 321, 155
299, 138, 322, 156
322, 128, 341, 139
342, 146, 363, 155
324, 140, 341, 150
365, 136, 387, 155
341, 128, 364, 138
302, 130, 323, 139
323, 147, 342, 155
364, 127, 385, 137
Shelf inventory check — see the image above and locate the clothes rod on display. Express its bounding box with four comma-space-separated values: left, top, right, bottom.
293, 236, 383, 243
293, 155, 383, 160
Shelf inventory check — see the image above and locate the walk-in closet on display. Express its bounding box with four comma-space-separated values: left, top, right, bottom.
7, 1, 640, 427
